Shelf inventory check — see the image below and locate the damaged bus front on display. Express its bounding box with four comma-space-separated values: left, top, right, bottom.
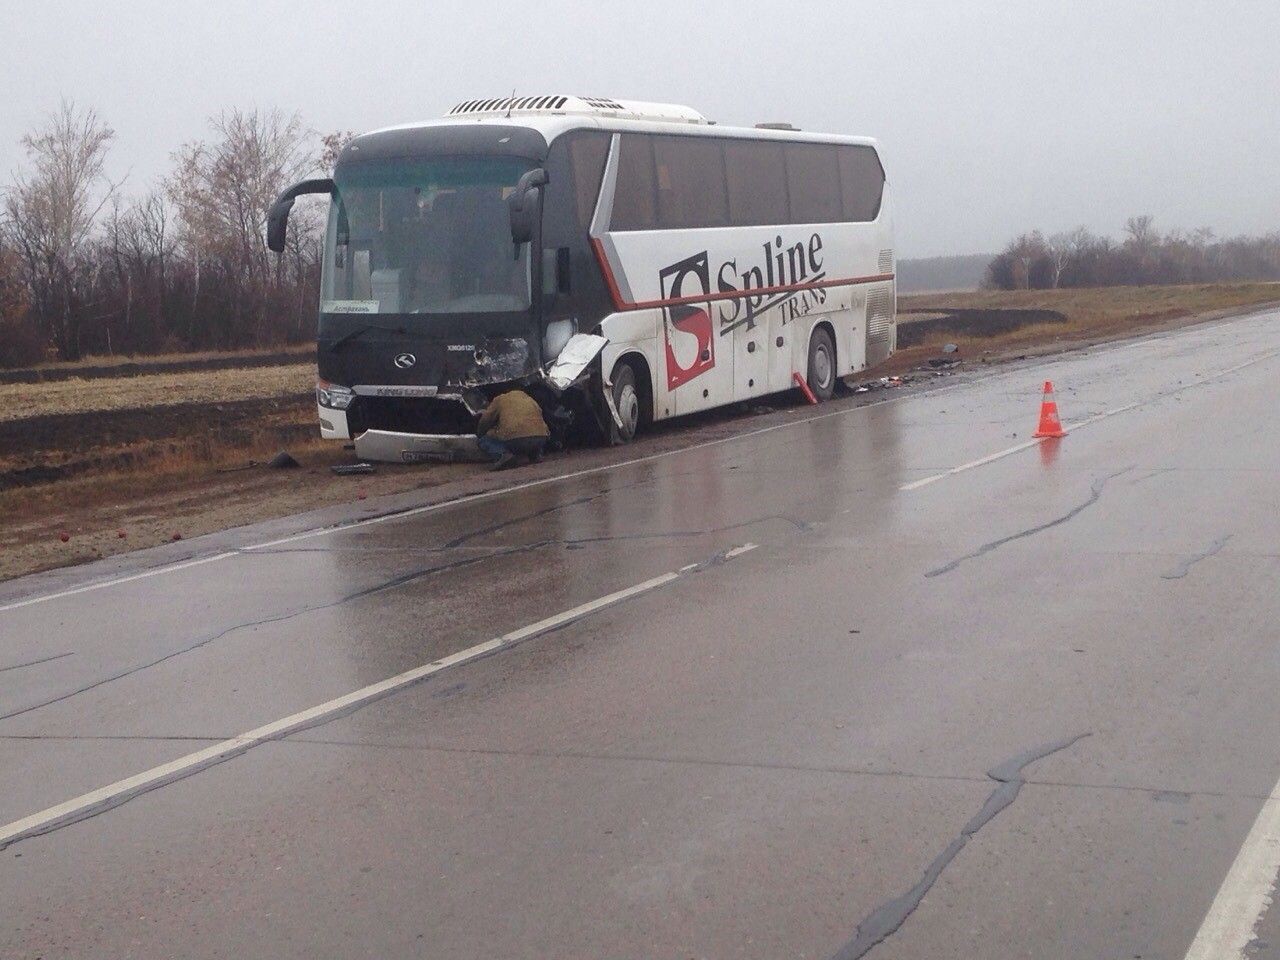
268, 123, 611, 463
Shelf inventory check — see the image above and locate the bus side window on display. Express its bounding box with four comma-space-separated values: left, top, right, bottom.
542, 246, 571, 296
724, 140, 788, 227
543, 130, 610, 311
785, 143, 842, 224
567, 134, 610, 230
611, 135, 658, 231
837, 145, 886, 222
652, 135, 728, 229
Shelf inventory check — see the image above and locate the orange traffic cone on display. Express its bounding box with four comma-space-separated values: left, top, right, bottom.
1033, 380, 1067, 438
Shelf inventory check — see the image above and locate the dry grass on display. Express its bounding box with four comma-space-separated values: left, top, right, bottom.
0, 438, 470, 582
0, 434, 331, 518
888, 282, 1280, 373
1, 362, 316, 421
901, 282, 1280, 328
17, 343, 312, 372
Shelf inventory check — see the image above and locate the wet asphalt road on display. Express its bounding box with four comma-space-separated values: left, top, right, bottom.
4, 310, 1280, 959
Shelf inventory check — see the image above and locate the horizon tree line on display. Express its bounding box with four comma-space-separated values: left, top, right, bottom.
0, 100, 353, 367
985, 217, 1280, 290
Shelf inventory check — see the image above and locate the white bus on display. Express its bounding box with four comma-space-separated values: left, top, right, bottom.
268, 96, 894, 459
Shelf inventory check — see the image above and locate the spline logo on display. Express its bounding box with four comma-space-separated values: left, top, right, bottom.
656, 233, 829, 390
658, 252, 716, 390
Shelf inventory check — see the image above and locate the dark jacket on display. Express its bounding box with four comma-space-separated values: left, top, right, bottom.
476, 390, 550, 441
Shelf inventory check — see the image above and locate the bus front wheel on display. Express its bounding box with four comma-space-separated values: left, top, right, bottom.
609, 362, 642, 443
807, 327, 837, 401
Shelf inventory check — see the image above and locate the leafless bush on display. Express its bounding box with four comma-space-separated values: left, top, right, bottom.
2, 100, 118, 360
166, 108, 320, 349
0, 241, 45, 367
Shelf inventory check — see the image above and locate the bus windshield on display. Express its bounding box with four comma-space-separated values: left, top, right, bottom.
321, 156, 533, 316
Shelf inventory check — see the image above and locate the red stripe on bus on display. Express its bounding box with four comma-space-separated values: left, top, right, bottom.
590, 237, 893, 312
591, 237, 630, 311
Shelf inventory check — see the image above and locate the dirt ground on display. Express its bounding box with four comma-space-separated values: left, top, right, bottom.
0, 447, 479, 581
3, 283, 1278, 583
883, 281, 1280, 375
0, 362, 316, 421
0, 344, 311, 384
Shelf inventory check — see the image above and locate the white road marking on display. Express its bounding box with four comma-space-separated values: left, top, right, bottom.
0, 552, 238, 613
0, 546, 758, 849
1183, 792, 1280, 959
899, 349, 1279, 491
898, 402, 1143, 491
900, 439, 1043, 491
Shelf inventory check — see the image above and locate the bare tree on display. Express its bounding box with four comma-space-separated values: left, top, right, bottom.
167, 108, 317, 345
0, 240, 28, 326
1046, 233, 1071, 289
1046, 226, 1090, 288
2, 100, 118, 359
1123, 215, 1159, 251
100, 190, 175, 352
1006, 231, 1047, 290
321, 130, 356, 170
0, 239, 44, 366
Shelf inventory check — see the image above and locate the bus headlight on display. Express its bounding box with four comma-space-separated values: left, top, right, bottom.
317, 381, 355, 410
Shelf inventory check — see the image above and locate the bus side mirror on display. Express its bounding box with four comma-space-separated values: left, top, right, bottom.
508, 168, 549, 245
266, 178, 335, 253
266, 200, 293, 253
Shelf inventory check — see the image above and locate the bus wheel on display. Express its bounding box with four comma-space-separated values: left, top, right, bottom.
610, 362, 642, 443
807, 327, 837, 401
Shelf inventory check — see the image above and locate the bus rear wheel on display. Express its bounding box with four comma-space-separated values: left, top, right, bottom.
609, 362, 642, 443
807, 327, 837, 401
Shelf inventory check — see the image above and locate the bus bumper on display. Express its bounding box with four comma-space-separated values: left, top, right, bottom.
352, 430, 489, 464
318, 404, 350, 440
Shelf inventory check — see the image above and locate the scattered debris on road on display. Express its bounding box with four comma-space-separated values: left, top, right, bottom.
853, 375, 907, 394
331, 463, 377, 476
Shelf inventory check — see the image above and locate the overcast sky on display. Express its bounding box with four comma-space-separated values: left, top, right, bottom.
2, 0, 1276, 257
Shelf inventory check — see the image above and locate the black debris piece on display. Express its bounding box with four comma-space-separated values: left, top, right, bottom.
266, 451, 301, 470
331, 462, 377, 476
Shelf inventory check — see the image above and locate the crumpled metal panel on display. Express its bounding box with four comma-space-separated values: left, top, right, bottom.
466, 338, 532, 386
545, 333, 608, 391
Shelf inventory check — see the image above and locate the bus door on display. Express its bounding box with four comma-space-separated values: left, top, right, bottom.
662, 298, 734, 416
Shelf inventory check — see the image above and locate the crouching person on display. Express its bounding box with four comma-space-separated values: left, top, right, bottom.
475, 388, 550, 471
